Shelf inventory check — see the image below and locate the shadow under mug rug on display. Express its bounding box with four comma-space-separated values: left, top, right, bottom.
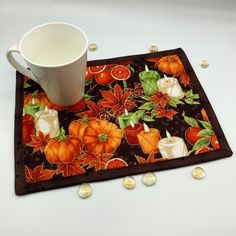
15, 48, 232, 195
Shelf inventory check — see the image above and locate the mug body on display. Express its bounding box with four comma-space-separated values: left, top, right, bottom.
19, 22, 88, 106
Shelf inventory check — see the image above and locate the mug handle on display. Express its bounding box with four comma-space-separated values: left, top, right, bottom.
6, 44, 38, 83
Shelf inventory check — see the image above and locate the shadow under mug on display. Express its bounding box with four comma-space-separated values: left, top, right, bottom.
6, 22, 88, 106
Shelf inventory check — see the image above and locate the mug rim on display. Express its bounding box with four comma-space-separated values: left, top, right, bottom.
19, 22, 88, 68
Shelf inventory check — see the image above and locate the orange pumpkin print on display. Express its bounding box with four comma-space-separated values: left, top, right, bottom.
156, 55, 184, 76
69, 116, 91, 140
22, 114, 35, 145
24, 90, 67, 111
82, 119, 123, 154
24, 90, 53, 108
44, 128, 83, 164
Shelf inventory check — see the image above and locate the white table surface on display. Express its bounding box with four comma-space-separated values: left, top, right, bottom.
0, 0, 236, 235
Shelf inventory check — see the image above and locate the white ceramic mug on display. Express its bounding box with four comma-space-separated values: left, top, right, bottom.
7, 22, 88, 106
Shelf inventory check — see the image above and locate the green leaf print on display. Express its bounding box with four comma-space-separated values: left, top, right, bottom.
198, 120, 212, 130
138, 102, 156, 111
142, 115, 155, 122
197, 129, 213, 137
182, 112, 199, 127
191, 137, 211, 152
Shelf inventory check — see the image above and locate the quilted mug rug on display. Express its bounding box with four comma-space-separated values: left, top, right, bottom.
14, 48, 232, 195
